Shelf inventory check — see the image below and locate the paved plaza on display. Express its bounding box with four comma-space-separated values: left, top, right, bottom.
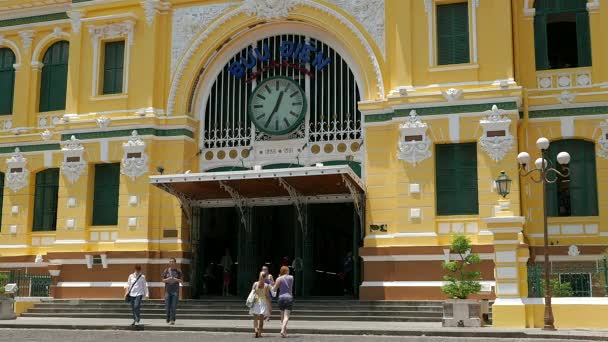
1, 318, 608, 341
0, 329, 601, 342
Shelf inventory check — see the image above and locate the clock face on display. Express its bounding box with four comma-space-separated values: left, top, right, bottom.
249, 76, 307, 135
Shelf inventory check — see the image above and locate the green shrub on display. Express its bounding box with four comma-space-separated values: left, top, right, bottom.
441, 234, 482, 299
539, 279, 574, 297
0, 273, 6, 295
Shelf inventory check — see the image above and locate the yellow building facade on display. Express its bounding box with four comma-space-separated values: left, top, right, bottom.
0, 0, 608, 328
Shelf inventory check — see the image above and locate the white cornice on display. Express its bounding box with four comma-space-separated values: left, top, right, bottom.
81, 12, 137, 23
0, 3, 69, 21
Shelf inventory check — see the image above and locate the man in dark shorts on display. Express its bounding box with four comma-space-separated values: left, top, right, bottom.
162, 258, 183, 325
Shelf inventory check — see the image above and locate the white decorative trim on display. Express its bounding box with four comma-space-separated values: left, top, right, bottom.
168, 0, 385, 114
56, 281, 190, 288
597, 119, 608, 159
523, 297, 608, 305
362, 253, 494, 262
31, 28, 70, 64
61, 136, 86, 184
18, 30, 34, 54
396, 110, 432, 166
0, 36, 22, 65
114, 239, 184, 244
5, 148, 29, 192
0, 244, 29, 249
88, 20, 134, 96
121, 130, 148, 180
478, 105, 515, 162
361, 280, 495, 287
67, 10, 85, 34
141, 0, 170, 27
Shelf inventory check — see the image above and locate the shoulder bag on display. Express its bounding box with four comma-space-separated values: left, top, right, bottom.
125, 273, 143, 303
246, 283, 257, 308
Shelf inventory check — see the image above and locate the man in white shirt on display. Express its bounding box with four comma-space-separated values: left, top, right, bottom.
125, 265, 149, 326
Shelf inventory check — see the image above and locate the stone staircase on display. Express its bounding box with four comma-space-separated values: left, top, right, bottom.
22, 298, 445, 322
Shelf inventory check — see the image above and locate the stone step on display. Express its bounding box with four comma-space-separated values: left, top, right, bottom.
31, 304, 443, 311
25, 308, 442, 317
19, 312, 442, 322
46, 299, 444, 306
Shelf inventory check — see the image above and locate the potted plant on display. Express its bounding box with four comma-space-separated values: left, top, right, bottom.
441, 234, 482, 327
0, 273, 16, 320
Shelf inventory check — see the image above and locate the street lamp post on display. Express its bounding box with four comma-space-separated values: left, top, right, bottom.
516, 137, 571, 331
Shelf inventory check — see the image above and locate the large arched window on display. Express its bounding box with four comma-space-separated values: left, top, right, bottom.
32, 168, 59, 231
534, 0, 591, 70
545, 139, 598, 217
201, 34, 361, 149
0, 48, 16, 115
39, 41, 69, 112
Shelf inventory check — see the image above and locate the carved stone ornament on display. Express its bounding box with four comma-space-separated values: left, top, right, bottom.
96, 116, 111, 129
88, 20, 135, 46
597, 120, 608, 160
568, 245, 581, 257
397, 110, 432, 166
442, 88, 462, 102
5, 148, 30, 192
479, 105, 515, 163
241, 0, 299, 20
141, 0, 171, 27
121, 130, 149, 180
557, 90, 576, 105
61, 136, 86, 184
41, 129, 52, 141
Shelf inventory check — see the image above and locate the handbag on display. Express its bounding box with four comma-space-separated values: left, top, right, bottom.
125, 273, 143, 303
245, 286, 256, 308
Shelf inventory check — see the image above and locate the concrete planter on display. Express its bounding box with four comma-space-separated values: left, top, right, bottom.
0, 296, 16, 320
442, 299, 481, 327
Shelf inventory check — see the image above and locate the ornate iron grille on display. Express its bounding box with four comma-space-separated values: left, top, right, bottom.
203, 34, 361, 149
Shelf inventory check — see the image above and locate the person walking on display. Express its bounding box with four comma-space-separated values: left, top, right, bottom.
261, 265, 275, 321
273, 266, 294, 338
220, 248, 233, 296
124, 265, 149, 326
161, 258, 183, 325
249, 272, 271, 338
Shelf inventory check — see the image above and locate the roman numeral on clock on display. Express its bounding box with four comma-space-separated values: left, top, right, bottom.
256, 113, 266, 120
289, 111, 299, 117
283, 118, 290, 127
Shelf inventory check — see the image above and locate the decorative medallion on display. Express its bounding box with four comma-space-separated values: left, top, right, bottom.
61, 136, 86, 184
557, 90, 576, 105
568, 245, 581, 257
41, 129, 52, 141
597, 120, 608, 160
241, 0, 299, 20
397, 110, 432, 166
121, 130, 149, 180
479, 105, 514, 163
5, 148, 29, 192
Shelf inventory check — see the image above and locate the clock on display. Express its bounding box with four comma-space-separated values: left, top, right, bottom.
249, 76, 307, 135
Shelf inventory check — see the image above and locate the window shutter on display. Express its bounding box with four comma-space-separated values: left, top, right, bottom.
534, 14, 549, 70
0, 48, 15, 115
32, 169, 59, 232
437, 2, 470, 66
436, 143, 478, 216
102, 41, 125, 95
568, 141, 598, 216
575, 11, 592, 67
39, 41, 69, 112
92, 163, 120, 226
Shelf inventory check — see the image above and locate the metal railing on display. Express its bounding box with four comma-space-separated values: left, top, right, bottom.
0, 270, 51, 297
528, 258, 608, 297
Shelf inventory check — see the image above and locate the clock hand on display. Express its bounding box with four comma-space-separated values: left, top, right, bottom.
265, 91, 284, 128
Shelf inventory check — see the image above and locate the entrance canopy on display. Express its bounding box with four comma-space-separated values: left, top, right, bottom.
150, 165, 365, 208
